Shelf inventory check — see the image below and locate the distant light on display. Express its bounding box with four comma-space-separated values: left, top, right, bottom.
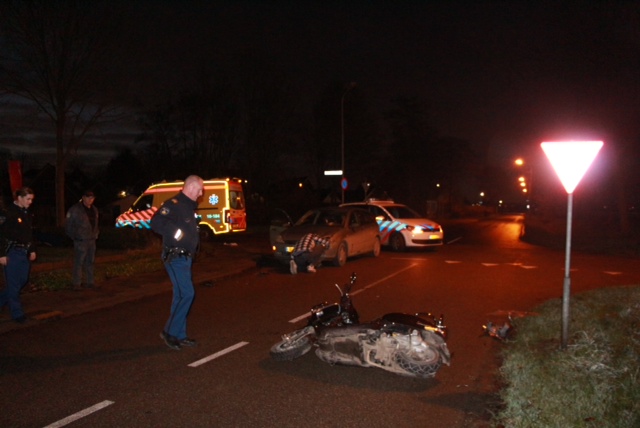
514, 158, 524, 166
541, 141, 603, 194
298, 182, 303, 188
324, 170, 343, 176
518, 176, 525, 182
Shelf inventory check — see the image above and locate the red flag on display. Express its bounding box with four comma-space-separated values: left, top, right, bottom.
8, 160, 23, 194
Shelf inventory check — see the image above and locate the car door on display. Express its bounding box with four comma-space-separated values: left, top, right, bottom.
269, 208, 293, 248
358, 210, 380, 252
370, 206, 394, 245
347, 209, 371, 255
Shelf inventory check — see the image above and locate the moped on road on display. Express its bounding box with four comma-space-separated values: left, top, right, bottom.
270, 273, 450, 378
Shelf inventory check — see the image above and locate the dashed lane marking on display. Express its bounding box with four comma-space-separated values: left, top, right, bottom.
188, 341, 249, 368
604, 271, 623, 275
43, 400, 114, 428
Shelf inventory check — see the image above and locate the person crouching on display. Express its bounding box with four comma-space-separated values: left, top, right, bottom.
290, 233, 330, 274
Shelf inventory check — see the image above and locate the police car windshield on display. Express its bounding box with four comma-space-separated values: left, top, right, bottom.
386, 205, 422, 219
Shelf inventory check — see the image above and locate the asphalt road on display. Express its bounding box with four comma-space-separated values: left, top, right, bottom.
1, 215, 639, 427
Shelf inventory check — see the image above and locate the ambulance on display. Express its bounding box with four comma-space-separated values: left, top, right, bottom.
115, 178, 247, 239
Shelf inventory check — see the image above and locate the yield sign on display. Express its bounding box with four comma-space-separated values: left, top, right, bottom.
541, 141, 603, 194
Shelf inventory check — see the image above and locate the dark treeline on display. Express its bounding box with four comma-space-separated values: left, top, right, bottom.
1, 1, 638, 232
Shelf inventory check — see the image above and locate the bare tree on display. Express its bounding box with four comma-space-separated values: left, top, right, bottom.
0, 0, 121, 226
138, 85, 242, 182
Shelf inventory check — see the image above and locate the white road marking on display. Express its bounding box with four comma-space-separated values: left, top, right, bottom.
447, 237, 462, 244
604, 271, 622, 275
520, 265, 538, 269
188, 342, 249, 368
288, 264, 418, 323
482, 263, 500, 266
288, 312, 311, 324
445, 260, 462, 264
43, 400, 114, 428
356, 263, 418, 293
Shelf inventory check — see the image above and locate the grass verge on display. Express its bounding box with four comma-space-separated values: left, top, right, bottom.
493, 286, 640, 427
29, 249, 163, 291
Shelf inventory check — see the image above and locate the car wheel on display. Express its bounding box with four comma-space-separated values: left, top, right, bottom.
199, 226, 214, 242
389, 233, 406, 252
333, 242, 348, 267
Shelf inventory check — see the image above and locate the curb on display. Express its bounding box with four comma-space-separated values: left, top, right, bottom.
0, 244, 265, 335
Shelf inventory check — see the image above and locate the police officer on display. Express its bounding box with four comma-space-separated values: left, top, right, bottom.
0, 187, 37, 324
151, 175, 203, 350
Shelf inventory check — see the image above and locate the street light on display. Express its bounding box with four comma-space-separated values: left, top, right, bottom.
341, 82, 356, 204
514, 158, 533, 207
541, 140, 603, 349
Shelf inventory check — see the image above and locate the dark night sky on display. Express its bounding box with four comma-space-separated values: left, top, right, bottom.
126, 1, 640, 142
2, 1, 640, 177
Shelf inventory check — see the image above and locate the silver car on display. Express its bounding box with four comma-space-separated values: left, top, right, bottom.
270, 207, 381, 267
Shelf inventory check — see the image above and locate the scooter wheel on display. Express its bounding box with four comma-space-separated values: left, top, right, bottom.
270, 337, 312, 361
395, 345, 442, 378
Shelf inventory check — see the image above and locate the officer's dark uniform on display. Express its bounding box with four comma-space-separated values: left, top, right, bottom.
150, 192, 199, 348
0, 202, 36, 321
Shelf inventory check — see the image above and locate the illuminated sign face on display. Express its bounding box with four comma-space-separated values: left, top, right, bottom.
541, 141, 603, 194
209, 194, 219, 205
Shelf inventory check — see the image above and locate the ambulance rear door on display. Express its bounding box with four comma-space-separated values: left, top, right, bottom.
197, 180, 247, 238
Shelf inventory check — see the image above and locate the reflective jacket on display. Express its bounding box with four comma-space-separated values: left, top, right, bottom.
0, 202, 36, 257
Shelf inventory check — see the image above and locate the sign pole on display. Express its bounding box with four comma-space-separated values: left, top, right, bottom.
541, 140, 603, 350
561, 192, 573, 349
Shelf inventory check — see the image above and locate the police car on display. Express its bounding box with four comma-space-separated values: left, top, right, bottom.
340, 200, 443, 252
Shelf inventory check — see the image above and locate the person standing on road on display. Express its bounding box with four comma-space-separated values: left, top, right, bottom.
0, 187, 37, 324
151, 175, 203, 350
65, 190, 100, 290
290, 233, 330, 274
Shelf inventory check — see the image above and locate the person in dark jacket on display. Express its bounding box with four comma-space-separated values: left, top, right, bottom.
151, 175, 203, 350
0, 187, 37, 324
65, 190, 100, 290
